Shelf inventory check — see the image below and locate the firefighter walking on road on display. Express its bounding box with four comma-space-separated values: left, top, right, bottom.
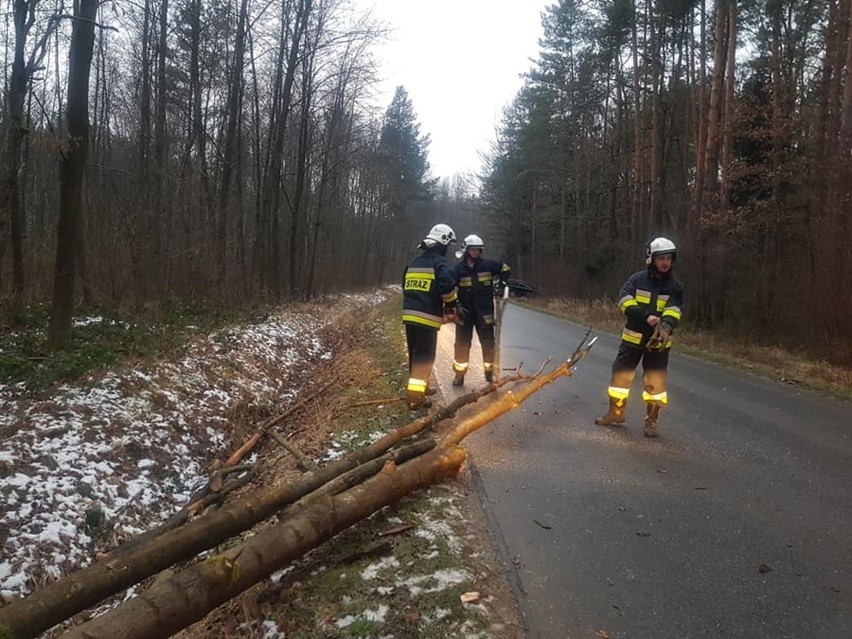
595, 237, 685, 438
452, 234, 511, 386
402, 224, 461, 410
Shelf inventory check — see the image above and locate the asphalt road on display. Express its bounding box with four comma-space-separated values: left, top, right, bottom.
435, 303, 852, 639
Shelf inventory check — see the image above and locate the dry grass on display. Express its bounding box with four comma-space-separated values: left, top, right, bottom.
526, 296, 852, 400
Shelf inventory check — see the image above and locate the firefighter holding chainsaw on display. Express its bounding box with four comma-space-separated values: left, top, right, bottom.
595, 237, 684, 438
402, 223, 462, 410
451, 234, 511, 386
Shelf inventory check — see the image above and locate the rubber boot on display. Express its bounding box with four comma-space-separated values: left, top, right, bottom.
644, 403, 661, 438
595, 396, 627, 426
452, 372, 465, 387
406, 390, 431, 411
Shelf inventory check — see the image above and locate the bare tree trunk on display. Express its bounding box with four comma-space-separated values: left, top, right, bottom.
770, 0, 784, 204
288, 43, 316, 295
719, 1, 737, 209
631, 0, 643, 247
28, 341, 595, 639
152, 0, 169, 297
258, 0, 312, 295
58, 447, 466, 639
817, 0, 839, 156
611, 55, 625, 238
692, 0, 707, 223
136, 0, 153, 303
1, 1, 31, 317
841, 0, 852, 147
649, 0, 663, 231
0, 435, 438, 639
0, 1, 56, 316
216, 0, 249, 298
702, 0, 727, 206
823, 0, 849, 163
47, 0, 97, 349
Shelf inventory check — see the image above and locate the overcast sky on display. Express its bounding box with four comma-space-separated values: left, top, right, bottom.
354, 0, 552, 180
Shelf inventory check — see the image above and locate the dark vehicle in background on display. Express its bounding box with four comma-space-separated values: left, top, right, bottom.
507, 278, 537, 298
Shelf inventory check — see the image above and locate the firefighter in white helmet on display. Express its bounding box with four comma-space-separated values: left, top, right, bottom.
595, 237, 684, 438
402, 223, 460, 410
451, 234, 511, 386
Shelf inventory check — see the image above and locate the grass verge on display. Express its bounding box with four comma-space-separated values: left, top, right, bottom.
0, 300, 271, 393
177, 293, 522, 639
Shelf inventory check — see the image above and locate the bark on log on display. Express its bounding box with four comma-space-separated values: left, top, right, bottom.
0, 337, 593, 639
57, 447, 467, 639
0, 440, 437, 639
441, 338, 596, 447
269, 430, 318, 471
292, 439, 435, 504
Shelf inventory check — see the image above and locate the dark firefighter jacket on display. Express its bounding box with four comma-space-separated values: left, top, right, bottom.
618, 268, 684, 350
402, 249, 458, 330
454, 257, 511, 324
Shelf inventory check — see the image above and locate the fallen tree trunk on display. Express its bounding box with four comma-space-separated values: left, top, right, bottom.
0, 388, 491, 639
58, 447, 467, 639
441, 339, 595, 447
0, 336, 595, 639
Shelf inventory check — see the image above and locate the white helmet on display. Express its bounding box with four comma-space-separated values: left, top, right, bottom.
455, 234, 484, 259
645, 237, 677, 265
419, 223, 456, 248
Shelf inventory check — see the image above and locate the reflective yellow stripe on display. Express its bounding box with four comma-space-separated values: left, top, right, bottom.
635, 289, 651, 304
501, 264, 510, 273
662, 307, 681, 321
407, 378, 427, 392
478, 273, 493, 283
402, 313, 441, 329
621, 328, 643, 345
656, 300, 666, 312
607, 386, 631, 400
453, 361, 469, 372
441, 290, 458, 303
620, 299, 639, 313
483, 314, 495, 325
642, 390, 668, 404
459, 277, 473, 287
483, 362, 494, 371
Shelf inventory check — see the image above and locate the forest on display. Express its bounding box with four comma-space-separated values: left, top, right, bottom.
0, 0, 850, 364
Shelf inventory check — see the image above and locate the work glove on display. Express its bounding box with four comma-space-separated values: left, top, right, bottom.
646, 322, 672, 351
456, 303, 470, 323
442, 303, 457, 324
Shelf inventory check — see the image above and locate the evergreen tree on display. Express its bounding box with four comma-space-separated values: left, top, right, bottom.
378, 86, 435, 219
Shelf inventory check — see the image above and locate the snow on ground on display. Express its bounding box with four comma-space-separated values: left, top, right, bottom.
0, 291, 388, 601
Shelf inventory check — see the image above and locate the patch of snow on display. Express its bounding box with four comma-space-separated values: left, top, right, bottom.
72, 316, 105, 327
425, 607, 452, 622
335, 604, 389, 628
361, 555, 400, 580
238, 619, 285, 639
401, 568, 472, 596
0, 291, 390, 599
